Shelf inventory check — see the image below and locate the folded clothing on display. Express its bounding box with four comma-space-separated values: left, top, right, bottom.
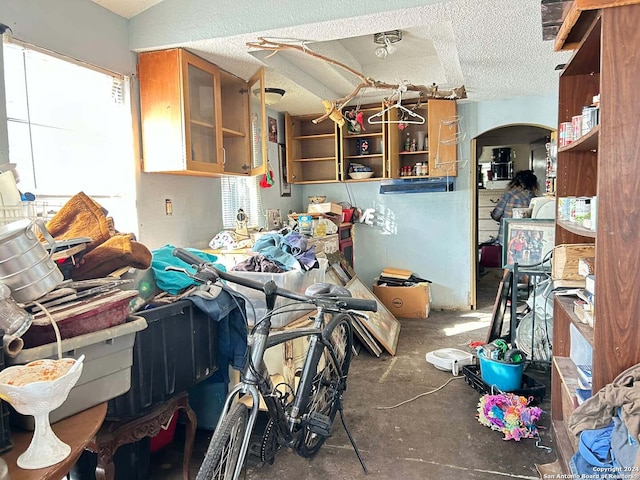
72, 234, 152, 280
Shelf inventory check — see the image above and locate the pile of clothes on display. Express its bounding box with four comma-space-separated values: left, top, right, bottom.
232, 231, 319, 274
568, 364, 640, 477
45, 192, 151, 280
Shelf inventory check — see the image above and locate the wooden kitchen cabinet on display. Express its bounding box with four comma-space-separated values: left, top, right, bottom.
138, 48, 266, 177
340, 105, 387, 181
285, 112, 339, 184
387, 99, 458, 178
550, 3, 640, 473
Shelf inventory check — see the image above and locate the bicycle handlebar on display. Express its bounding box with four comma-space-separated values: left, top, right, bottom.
172, 247, 377, 312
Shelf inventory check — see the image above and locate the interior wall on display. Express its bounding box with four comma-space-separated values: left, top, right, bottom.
0, 0, 302, 250
303, 95, 558, 310
0, 1, 559, 309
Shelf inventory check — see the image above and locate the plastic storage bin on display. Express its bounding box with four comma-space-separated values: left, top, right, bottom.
107, 299, 219, 420
7, 316, 148, 427
227, 258, 327, 328
187, 375, 228, 430
478, 355, 525, 392
462, 365, 546, 402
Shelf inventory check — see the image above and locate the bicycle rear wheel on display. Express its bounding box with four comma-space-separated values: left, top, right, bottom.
196, 402, 248, 480
296, 313, 353, 458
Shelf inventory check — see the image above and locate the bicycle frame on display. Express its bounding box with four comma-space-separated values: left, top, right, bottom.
169, 247, 375, 480
215, 303, 345, 480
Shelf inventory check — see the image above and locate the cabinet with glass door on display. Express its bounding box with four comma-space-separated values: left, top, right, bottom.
139, 48, 266, 177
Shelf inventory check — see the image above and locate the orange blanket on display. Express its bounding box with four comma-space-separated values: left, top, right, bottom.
45, 192, 152, 280
72, 234, 152, 280
45, 192, 113, 252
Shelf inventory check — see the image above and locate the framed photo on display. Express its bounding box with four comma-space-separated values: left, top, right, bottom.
278, 144, 291, 197
268, 116, 278, 143
502, 218, 555, 269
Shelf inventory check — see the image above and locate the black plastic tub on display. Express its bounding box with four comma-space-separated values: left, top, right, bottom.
106, 299, 219, 420
462, 364, 546, 403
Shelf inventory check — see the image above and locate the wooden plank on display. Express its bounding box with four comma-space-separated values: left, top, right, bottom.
31, 289, 137, 324
551, 419, 575, 474
50, 243, 86, 262
555, 0, 640, 51
352, 316, 382, 357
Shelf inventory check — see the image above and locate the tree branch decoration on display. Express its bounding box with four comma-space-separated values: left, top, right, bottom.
246, 37, 467, 126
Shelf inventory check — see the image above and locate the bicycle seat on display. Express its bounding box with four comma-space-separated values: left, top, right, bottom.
305, 282, 351, 297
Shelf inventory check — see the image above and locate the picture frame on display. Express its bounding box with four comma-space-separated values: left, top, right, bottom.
502, 218, 555, 269
268, 116, 278, 143
345, 277, 401, 355
278, 144, 291, 197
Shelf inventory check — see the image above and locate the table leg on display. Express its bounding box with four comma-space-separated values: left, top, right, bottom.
179, 401, 198, 480
94, 447, 116, 480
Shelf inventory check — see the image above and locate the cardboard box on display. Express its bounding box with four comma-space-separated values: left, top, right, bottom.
307, 202, 342, 216
373, 283, 431, 319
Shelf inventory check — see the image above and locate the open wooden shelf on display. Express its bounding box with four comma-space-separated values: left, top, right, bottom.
558, 125, 599, 153
557, 220, 596, 238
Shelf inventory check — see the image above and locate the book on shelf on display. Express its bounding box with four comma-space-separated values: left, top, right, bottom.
585, 274, 595, 296
573, 299, 589, 324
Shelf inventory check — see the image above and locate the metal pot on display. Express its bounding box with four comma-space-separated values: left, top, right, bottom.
0, 219, 63, 303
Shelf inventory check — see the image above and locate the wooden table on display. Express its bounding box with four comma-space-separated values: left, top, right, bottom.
86, 392, 196, 480
1, 402, 107, 480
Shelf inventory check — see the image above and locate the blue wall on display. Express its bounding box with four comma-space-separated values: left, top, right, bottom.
304, 95, 557, 309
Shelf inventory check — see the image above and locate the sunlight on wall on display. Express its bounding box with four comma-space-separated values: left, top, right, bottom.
373, 203, 398, 235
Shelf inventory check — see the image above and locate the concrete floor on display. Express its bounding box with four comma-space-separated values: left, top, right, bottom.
147, 269, 557, 479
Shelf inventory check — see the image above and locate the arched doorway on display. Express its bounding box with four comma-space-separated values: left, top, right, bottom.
470, 123, 555, 309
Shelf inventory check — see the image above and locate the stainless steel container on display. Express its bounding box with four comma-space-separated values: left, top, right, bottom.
0, 219, 63, 303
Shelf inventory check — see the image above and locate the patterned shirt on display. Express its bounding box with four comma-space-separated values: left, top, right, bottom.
491, 188, 535, 245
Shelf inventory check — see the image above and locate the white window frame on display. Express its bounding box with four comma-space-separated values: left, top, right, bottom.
2, 38, 137, 232
220, 175, 263, 230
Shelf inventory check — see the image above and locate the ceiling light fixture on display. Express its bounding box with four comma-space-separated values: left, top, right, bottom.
373, 30, 402, 60
253, 87, 286, 105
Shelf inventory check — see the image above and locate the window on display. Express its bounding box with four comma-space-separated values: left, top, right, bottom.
221, 176, 263, 229
2, 39, 136, 232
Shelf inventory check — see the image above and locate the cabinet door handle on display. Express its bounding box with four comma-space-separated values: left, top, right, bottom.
222, 147, 226, 165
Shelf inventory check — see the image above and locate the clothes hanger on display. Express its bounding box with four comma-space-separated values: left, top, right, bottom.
367, 87, 426, 125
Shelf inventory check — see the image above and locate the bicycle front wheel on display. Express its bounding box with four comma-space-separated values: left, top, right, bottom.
196, 402, 248, 480
296, 313, 353, 458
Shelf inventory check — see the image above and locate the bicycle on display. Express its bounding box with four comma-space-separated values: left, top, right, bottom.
169, 247, 378, 480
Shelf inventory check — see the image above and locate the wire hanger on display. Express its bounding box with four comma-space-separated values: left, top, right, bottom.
367, 86, 425, 125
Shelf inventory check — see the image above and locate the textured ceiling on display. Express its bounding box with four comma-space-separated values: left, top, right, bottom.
92, 0, 572, 116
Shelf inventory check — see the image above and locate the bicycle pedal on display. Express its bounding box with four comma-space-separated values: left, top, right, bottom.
308, 412, 332, 437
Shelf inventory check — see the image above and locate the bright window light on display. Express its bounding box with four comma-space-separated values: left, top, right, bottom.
2, 40, 137, 232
